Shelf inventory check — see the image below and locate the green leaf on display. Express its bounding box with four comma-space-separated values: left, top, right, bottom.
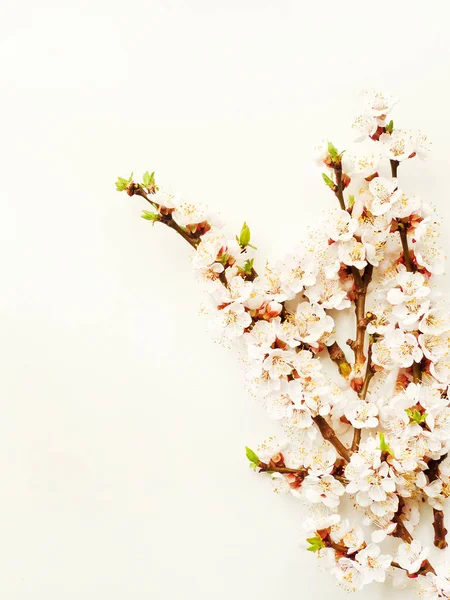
405, 408, 427, 424
306, 536, 325, 553
115, 173, 133, 192
327, 141, 339, 162
220, 253, 230, 265
322, 172, 335, 189
348, 194, 355, 208
243, 257, 254, 274
239, 222, 251, 247
385, 120, 394, 133
142, 171, 155, 187
245, 446, 259, 465
141, 210, 160, 222
378, 432, 392, 455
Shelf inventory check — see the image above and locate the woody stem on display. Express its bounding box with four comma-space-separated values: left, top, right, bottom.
327, 341, 351, 379
334, 165, 346, 210
313, 415, 351, 463
351, 343, 374, 452
426, 454, 449, 548
134, 187, 201, 248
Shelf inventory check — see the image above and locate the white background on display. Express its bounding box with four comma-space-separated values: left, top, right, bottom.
1, 1, 450, 598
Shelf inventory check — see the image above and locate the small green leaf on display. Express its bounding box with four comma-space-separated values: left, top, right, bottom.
243, 258, 254, 274
378, 432, 392, 455
245, 446, 259, 465
405, 408, 427, 424
306, 536, 325, 553
141, 210, 160, 222
220, 253, 230, 266
348, 194, 355, 208
385, 120, 394, 133
322, 172, 335, 189
327, 141, 339, 162
142, 171, 155, 188
239, 222, 251, 247
115, 173, 133, 192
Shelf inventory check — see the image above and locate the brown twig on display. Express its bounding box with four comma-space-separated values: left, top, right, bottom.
327, 342, 351, 379
391, 500, 437, 575
334, 165, 346, 210
258, 462, 307, 475
398, 223, 414, 272
348, 264, 373, 370
433, 510, 448, 549
396, 220, 422, 384
425, 454, 449, 548
390, 159, 399, 178
351, 343, 374, 452
132, 186, 202, 248
412, 361, 422, 383
313, 415, 351, 463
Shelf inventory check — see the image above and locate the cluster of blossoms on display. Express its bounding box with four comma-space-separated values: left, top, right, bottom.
117, 90, 450, 597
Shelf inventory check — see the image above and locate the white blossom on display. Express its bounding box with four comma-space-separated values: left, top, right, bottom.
345, 400, 379, 429
386, 270, 430, 305
244, 319, 277, 358
303, 473, 345, 508
420, 306, 450, 335
361, 89, 398, 118
291, 301, 334, 346
344, 149, 383, 178
367, 176, 401, 216
262, 349, 298, 380
215, 302, 252, 339
338, 238, 367, 269
379, 129, 414, 161
326, 210, 358, 242
351, 114, 378, 141
395, 540, 429, 575
355, 543, 392, 584
414, 131, 432, 160
384, 327, 423, 368
172, 200, 209, 227
332, 557, 365, 591
330, 519, 365, 554
280, 251, 317, 295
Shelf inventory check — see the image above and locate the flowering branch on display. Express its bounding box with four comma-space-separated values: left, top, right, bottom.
117, 90, 450, 598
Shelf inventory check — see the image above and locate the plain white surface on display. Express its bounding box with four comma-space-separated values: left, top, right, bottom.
1, 1, 450, 598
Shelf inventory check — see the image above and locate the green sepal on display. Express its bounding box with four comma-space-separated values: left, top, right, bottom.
405, 408, 427, 424
115, 173, 133, 192
238, 258, 254, 276
378, 432, 392, 455
322, 172, 335, 189
141, 210, 160, 222
142, 171, 155, 187
385, 120, 394, 133
306, 536, 325, 553
327, 141, 339, 162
